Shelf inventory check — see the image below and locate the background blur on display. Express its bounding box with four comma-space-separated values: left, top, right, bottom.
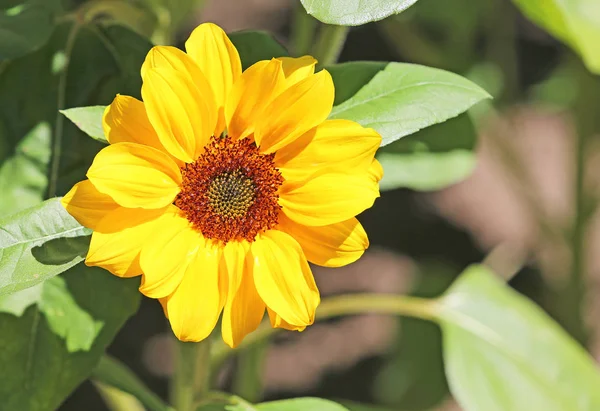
60, 0, 599, 409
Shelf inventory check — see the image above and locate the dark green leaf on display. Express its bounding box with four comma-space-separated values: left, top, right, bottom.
61, 106, 108, 144
329, 62, 490, 147
256, 398, 349, 411
300, 0, 418, 25
327, 61, 387, 105
439, 265, 600, 411
229, 30, 288, 70
0, 265, 141, 411
378, 114, 477, 191
511, 0, 600, 74
0, 0, 61, 59
0, 122, 51, 217
0, 198, 91, 296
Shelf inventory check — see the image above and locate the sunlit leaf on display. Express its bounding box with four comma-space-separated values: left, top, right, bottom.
0, 198, 91, 296
0, 265, 140, 410
257, 398, 349, 411
511, 0, 600, 74
327, 61, 387, 105
329, 62, 490, 147
0, 122, 51, 217
300, 0, 418, 25
229, 30, 288, 69
61, 106, 108, 144
439, 265, 600, 411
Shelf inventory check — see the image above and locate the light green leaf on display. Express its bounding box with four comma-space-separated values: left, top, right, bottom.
0, 265, 141, 411
439, 265, 600, 411
511, 0, 600, 74
329, 62, 490, 147
327, 61, 387, 105
229, 30, 288, 70
0, 122, 51, 217
0, 198, 91, 296
0, 0, 61, 59
300, 0, 418, 25
61, 106, 108, 144
378, 114, 477, 191
256, 398, 349, 411
0, 276, 103, 352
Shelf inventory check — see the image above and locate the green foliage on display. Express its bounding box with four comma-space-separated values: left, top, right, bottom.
327, 62, 387, 105
329, 62, 490, 147
256, 398, 349, 411
229, 31, 288, 69
0, 0, 61, 59
511, 0, 600, 74
61, 106, 108, 144
300, 0, 418, 25
0, 265, 140, 411
0, 198, 91, 296
0, 122, 51, 216
0, 275, 103, 352
378, 114, 477, 191
439, 265, 600, 411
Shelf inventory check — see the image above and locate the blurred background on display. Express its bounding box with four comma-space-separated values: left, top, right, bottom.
54, 0, 600, 409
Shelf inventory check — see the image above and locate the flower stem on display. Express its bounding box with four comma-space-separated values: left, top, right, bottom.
290, 3, 317, 56
171, 338, 212, 411
211, 294, 439, 367
311, 24, 349, 66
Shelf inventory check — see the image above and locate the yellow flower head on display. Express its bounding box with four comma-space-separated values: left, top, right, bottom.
62, 23, 382, 347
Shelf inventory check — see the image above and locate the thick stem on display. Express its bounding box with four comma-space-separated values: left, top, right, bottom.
290, 3, 317, 56
48, 22, 81, 198
231, 340, 267, 403
171, 338, 212, 411
311, 24, 349, 66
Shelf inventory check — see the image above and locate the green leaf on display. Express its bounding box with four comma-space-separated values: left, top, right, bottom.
0, 0, 61, 59
0, 198, 91, 296
300, 0, 418, 25
511, 0, 600, 74
61, 106, 108, 144
377, 114, 477, 191
0, 122, 51, 217
0, 276, 103, 352
229, 30, 288, 70
0, 265, 141, 410
329, 62, 490, 147
439, 265, 600, 411
327, 61, 387, 105
257, 398, 349, 411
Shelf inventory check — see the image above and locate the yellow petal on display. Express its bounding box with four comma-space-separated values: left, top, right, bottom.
278, 56, 317, 87
164, 242, 223, 342
87, 142, 182, 209
139, 208, 202, 299
275, 119, 381, 182
87, 207, 166, 277
221, 241, 265, 348
255, 69, 334, 153
185, 23, 242, 136
280, 172, 379, 226
251, 230, 319, 327
103, 94, 166, 155
142, 64, 217, 163
279, 214, 368, 267
61, 180, 119, 230
225, 59, 285, 140
267, 308, 306, 331
369, 158, 384, 182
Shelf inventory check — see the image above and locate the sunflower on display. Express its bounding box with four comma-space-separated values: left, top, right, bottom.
61, 23, 382, 347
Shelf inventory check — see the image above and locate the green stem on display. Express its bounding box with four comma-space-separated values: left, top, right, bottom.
48, 22, 81, 198
92, 356, 174, 411
311, 24, 349, 66
231, 340, 267, 403
171, 338, 212, 411
290, 3, 317, 56
212, 294, 439, 367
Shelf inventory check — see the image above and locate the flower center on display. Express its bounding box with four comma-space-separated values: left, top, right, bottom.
175, 135, 283, 244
